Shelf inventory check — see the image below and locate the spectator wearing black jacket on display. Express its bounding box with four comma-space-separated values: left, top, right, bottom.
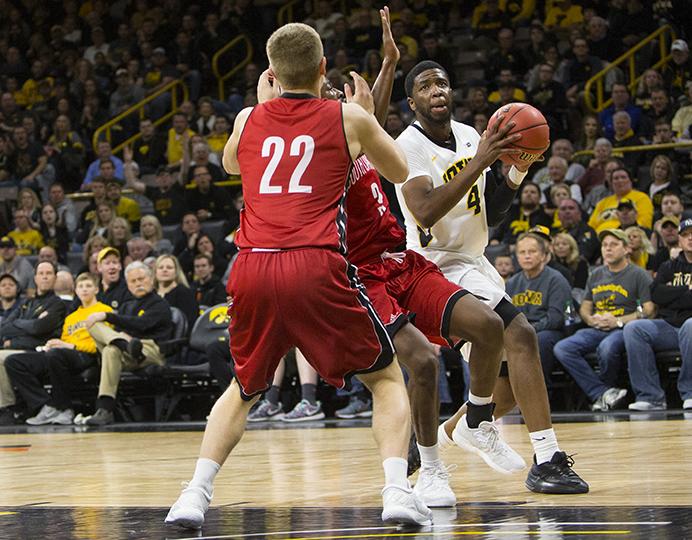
0, 261, 65, 424
623, 218, 692, 410
554, 198, 600, 264
192, 254, 227, 308
96, 247, 132, 310
154, 254, 199, 332
188, 165, 233, 222
492, 182, 552, 246
83, 261, 172, 425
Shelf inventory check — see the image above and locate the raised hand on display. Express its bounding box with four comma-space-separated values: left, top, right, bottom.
380, 7, 399, 64
344, 71, 375, 115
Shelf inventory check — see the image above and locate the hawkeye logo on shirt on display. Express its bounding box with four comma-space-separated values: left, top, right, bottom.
512, 289, 543, 307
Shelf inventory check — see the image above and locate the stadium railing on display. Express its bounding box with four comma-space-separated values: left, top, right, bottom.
584, 24, 676, 113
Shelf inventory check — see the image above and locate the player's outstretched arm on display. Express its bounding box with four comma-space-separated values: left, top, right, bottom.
222, 107, 253, 175
371, 6, 398, 127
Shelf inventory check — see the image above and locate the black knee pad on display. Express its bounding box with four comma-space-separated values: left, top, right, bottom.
494, 298, 521, 329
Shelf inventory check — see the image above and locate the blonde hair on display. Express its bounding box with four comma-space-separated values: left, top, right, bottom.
625, 226, 655, 255
267, 23, 323, 89
154, 254, 189, 288
649, 154, 674, 184
75, 272, 99, 286
18, 188, 41, 212
140, 214, 163, 243
553, 232, 580, 266
107, 217, 132, 245
89, 202, 115, 239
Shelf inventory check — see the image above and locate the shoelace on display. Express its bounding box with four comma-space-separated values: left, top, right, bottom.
477, 422, 500, 450
428, 463, 457, 481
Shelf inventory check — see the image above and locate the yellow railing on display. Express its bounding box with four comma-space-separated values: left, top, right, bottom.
584, 25, 676, 113
572, 140, 692, 161
212, 34, 253, 101
92, 79, 188, 155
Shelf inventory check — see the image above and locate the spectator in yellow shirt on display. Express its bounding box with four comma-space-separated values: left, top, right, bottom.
206, 115, 231, 157
545, 0, 583, 30
106, 180, 141, 231
5, 273, 113, 425
8, 209, 43, 255
588, 167, 654, 233
167, 112, 195, 165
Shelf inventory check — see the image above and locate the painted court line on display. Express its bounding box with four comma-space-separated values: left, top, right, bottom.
175, 521, 671, 540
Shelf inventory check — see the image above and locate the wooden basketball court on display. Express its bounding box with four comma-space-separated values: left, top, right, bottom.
1, 413, 691, 538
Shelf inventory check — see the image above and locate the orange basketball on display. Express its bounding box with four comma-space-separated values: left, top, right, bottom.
487, 103, 550, 167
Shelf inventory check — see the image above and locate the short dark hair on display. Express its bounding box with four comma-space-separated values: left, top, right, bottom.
194, 253, 213, 265
611, 166, 631, 179
35, 260, 57, 274
405, 60, 446, 98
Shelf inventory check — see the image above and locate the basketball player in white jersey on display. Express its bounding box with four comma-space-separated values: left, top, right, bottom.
395, 61, 588, 494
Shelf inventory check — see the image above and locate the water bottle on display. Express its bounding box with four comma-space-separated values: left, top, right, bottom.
564, 300, 576, 327
636, 299, 644, 319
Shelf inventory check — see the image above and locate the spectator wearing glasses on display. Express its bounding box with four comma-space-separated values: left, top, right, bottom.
82, 261, 172, 425
623, 218, 692, 410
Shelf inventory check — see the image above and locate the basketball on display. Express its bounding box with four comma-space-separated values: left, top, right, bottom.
487, 103, 550, 167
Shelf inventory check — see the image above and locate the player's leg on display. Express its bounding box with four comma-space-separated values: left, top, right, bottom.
445, 294, 527, 474
283, 349, 324, 422
393, 323, 456, 507
166, 251, 291, 529
292, 251, 431, 525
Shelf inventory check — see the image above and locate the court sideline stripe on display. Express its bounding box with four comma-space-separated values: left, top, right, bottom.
174, 521, 670, 540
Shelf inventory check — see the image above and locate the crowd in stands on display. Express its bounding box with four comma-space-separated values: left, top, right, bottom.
0, 0, 691, 424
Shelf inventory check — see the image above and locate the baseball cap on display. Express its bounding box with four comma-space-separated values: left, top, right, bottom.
0, 272, 19, 286
116, 68, 129, 77
598, 228, 628, 244
680, 218, 692, 235
528, 225, 552, 242
671, 39, 689, 53
156, 164, 173, 175
660, 215, 680, 228
0, 236, 16, 248
97, 247, 120, 264
153, 47, 166, 55
617, 198, 635, 210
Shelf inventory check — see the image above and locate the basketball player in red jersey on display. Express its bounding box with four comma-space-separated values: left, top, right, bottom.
166, 23, 432, 529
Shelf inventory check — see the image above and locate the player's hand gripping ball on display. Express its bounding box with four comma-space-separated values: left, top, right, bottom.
487, 103, 550, 167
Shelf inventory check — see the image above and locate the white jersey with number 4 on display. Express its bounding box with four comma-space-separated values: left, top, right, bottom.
395, 120, 510, 313
395, 119, 490, 265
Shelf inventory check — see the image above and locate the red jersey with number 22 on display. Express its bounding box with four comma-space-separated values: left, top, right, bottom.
346, 155, 406, 266
235, 96, 351, 251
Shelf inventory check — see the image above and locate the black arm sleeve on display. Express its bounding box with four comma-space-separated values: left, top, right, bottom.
484, 170, 520, 227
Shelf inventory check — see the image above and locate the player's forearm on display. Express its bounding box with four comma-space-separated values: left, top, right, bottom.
416, 160, 486, 228
371, 58, 397, 127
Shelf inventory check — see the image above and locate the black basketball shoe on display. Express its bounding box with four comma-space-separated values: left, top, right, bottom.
407, 432, 421, 477
525, 451, 589, 494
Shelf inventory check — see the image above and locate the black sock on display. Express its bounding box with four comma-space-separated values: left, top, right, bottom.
265, 385, 281, 405
110, 339, 129, 353
96, 395, 116, 412
301, 383, 317, 405
466, 402, 495, 428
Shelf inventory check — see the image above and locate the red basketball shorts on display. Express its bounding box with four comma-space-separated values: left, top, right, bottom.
227, 248, 394, 400
357, 251, 468, 347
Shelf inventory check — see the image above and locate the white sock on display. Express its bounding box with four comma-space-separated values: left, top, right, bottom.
383, 457, 409, 489
530, 428, 560, 465
417, 443, 440, 468
189, 458, 220, 491
437, 422, 454, 450
468, 391, 493, 406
